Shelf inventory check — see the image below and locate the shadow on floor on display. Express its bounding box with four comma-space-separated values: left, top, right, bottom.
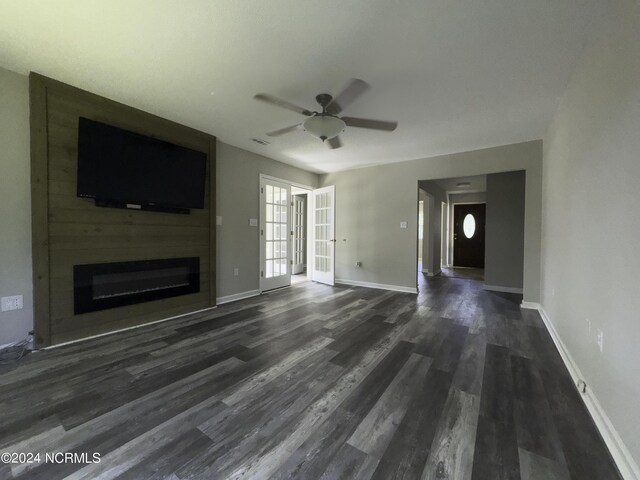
440, 266, 484, 281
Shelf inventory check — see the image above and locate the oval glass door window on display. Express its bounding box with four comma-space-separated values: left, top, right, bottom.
463, 214, 476, 238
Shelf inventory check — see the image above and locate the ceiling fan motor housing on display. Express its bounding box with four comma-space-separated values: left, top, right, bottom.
315, 93, 333, 109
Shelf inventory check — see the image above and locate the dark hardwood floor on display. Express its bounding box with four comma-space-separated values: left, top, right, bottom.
440, 267, 484, 282
0, 275, 621, 479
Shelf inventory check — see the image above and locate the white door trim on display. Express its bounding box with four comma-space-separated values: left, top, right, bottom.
259, 174, 314, 191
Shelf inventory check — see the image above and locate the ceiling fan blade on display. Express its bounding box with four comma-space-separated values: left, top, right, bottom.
254, 94, 313, 116
327, 136, 342, 149
326, 79, 371, 115
266, 124, 302, 137
342, 116, 398, 131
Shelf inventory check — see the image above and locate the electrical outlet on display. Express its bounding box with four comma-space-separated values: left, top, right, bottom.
577, 380, 587, 394
233, 268, 239, 276
596, 329, 604, 352
1, 295, 23, 312
355, 261, 362, 267
400, 221, 408, 229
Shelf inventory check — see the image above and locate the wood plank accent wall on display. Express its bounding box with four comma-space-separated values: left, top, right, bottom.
29, 73, 216, 347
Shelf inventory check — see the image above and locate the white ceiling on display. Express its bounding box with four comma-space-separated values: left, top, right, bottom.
0, 0, 609, 173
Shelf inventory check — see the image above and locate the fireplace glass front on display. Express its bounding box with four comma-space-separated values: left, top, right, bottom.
73, 257, 200, 314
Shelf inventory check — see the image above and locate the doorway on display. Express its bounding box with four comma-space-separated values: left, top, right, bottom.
259, 175, 336, 292
440, 201, 448, 268
453, 203, 486, 268
417, 200, 424, 271
417, 189, 437, 277
417, 175, 498, 285
260, 177, 292, 291
291, 186, 310, 284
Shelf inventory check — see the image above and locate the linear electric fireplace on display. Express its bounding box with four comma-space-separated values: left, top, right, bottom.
73, 257, 200, 314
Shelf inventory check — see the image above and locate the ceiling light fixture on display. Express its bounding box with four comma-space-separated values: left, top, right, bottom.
456, 182, 471, 188
254, 83, 397, 149
302, 114, 346, 142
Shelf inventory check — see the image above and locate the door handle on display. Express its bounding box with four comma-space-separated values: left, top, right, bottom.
330, 239, 337, 242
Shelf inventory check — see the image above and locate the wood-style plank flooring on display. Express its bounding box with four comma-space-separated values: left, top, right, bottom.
0, 275, 621, 479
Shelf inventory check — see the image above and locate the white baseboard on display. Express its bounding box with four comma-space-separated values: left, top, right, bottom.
421, 268, 441, 277
538, 305, 640, 480
520, 301, 541, 310
43, 305, 217, 350
336, 279, 418, 294
216, 289, 261, 305
483, 284, 523, 294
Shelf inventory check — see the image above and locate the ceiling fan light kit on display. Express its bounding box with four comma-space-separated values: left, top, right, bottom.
254, 78, 398, 149
303, 115, 346, 141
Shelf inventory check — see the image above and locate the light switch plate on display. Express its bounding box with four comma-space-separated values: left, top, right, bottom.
400, 221, 408, 229
216, 216, 223, 226
596, 329, 604, 352
249, 218, 258, 227
1, 295, 23, 312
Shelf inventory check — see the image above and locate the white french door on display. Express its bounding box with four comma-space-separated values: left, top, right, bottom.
260, 177, 291, 291
291, 195, 306, 275
312, 185, 335, 286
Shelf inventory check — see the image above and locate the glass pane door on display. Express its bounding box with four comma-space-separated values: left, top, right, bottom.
260, 177, 291, 291
312, 185, 335, 286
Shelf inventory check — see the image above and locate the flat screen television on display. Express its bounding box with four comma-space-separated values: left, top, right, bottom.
77, 117, 207, 213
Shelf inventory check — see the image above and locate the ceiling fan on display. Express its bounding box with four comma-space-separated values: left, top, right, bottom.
254, 78, 398, 149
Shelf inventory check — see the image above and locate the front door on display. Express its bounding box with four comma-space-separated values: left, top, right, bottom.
260, 178, 291, 291
453, 203, 485, 268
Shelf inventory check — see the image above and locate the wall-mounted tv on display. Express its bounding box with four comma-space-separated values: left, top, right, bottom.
77, 117, 207, 213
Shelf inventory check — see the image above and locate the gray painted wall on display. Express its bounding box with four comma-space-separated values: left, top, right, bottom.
320, 140, 542, 302
215, 142, 319, 299
541, 4, 640, 469
484, 171, 525, 290
418, 181, 447, 275
0, 67, 32, 346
